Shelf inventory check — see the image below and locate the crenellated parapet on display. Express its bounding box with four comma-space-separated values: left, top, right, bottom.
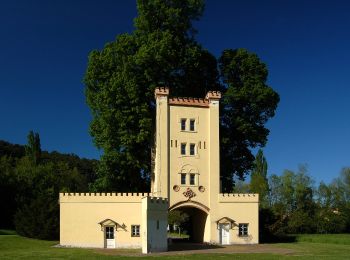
59, 192, 151, 203
143, 196, 169, 210
205, 90, 222, 100
218, 193, 259, 203
169, 97, 209, 107
154, 86, 170, 98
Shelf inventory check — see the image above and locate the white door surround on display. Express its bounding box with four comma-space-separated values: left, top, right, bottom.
219, 223, 230, 245
105, 226, 115, 248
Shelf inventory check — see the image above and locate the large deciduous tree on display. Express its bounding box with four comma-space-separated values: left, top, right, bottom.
85, 0, 279, 192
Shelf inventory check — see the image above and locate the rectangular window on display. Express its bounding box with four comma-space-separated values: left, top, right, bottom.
131, 225, 140, 237
181, 174, 186, 185
181, 119, 186, 131
238, 224, 248, 236
190, 143, 195, 155
190, 174, 195, 185
105, 226, 114, 239
181, 143, 186, 155
190, 119, 195, 131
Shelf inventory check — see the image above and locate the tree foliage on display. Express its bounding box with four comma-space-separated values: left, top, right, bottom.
24, 130, 41, 165
250, 149, 269, 208
0, 133, 95, 238
85, 0, 279, 192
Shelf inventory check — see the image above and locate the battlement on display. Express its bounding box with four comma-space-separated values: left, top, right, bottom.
218, 193, 259, 203
145, 197, 168, 204
59, 192, 151, 203
169, 97, 209, 107
205, 90, 222, 100
142, 196, 169, 211
155, 86, 170, 97
60, 192, 150, 197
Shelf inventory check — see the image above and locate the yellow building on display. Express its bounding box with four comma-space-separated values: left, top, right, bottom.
59, 87, 259, 253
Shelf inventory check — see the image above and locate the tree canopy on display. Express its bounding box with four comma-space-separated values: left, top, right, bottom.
85, 0, 280, 192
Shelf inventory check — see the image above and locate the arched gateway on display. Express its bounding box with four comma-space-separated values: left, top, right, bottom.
59, 87, 259, 254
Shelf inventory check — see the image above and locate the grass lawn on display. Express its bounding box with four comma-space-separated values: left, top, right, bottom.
1, 230, 350, 259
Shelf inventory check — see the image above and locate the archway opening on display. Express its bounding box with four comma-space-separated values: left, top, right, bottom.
169, 206, 208, 243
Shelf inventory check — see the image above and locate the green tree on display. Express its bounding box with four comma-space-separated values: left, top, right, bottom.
168, 210, 189, 231
24, 131, 41, 165
219, 49, 279, 191
250, 149, 269, 208
268, 165, 317, 234
0, 156, 17, 228
14, 158, 88, 240
85, 0, 279, 192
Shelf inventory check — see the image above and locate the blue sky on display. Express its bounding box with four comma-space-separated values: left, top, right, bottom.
0, 0, 349, 184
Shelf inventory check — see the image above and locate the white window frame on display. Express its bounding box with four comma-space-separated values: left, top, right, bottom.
238, 223, 248, 237
131, 225, 140, 237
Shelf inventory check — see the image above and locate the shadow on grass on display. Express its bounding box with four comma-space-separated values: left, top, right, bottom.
0, 229, 17, 235
261, 234, 297, 244
168, 238, 224, 251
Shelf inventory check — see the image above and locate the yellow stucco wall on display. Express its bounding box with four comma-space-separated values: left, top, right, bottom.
60, 193, 146, 248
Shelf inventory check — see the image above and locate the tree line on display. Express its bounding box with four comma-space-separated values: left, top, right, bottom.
0, 132, 97, 239
243, 150, 350, 241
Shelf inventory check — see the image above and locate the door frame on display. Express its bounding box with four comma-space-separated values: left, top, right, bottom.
219, 223, 230, 245
105, 225, 116, 248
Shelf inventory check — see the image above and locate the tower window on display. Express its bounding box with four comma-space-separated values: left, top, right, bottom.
181, 143, 186, 155
190, 174, 195, 185
190, 143, 195, 155
181, 174, 186, 185
190, 119, 195, 131
181, 119, 186, 131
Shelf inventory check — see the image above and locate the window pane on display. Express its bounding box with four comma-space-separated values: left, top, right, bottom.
181, 119, 186, 130
181, 143, 186, 155
131, 225, 140, 237
190, 119, 195, 131
181, 174, 186, 185
239, 224, 248, 236
190, 144, 195, 155
190, 174, 195, 185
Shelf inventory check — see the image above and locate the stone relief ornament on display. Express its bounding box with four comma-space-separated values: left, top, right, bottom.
183, 188, 196, 200
173, 185, 180, 192
198, 186, 205, 192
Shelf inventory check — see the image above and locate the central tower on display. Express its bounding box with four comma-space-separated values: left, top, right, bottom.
152, 87, 221, 208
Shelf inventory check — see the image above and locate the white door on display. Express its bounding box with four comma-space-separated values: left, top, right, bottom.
105, 226, 115, 248
219, 223, 230, 245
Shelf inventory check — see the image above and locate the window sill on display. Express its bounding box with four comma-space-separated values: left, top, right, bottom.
178, 154, 200, 159
180, 130, 197, 133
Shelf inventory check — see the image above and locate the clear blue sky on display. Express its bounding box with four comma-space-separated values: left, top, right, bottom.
1, 0, 349, 184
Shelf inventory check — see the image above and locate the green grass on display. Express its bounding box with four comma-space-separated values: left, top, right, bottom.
0, 231, 350, 259
168, 232, 190, 239
295, 233, 350, 245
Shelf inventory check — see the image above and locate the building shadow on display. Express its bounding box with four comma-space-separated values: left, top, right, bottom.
168, 238, 224, 251
261, 234, 297, 244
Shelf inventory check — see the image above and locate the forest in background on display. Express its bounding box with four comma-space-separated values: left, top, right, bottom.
1, 132, 349, 241
0, 132, 97, 239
